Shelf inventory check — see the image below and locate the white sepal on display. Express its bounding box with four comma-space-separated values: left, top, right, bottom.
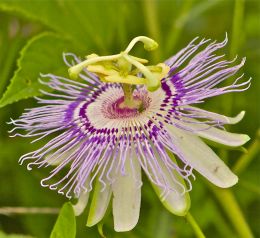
72, 191, 90, 216
151, 153, 190, 216
87, 178, 112, 227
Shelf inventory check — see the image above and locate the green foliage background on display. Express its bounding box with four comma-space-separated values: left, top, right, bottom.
0, 0, 259, 237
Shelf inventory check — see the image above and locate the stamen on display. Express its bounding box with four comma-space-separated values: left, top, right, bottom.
123, 54, 160, 92
68, 36, 170, 107
68, 54, 121, 80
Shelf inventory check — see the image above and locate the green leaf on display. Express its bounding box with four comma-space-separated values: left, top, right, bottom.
0, 0, 120, 52
0, 14, 26, 96
0, 32, 69, 108
50, 202, 76, 238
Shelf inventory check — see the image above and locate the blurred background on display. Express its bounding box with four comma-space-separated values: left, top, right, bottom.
0, 0, 259, 237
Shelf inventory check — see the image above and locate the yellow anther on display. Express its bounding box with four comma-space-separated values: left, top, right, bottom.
104, 74, 146, 85
150, 63, 170, 85
87, 65, 118, 76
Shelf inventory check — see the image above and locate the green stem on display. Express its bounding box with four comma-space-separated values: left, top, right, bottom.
227, 0, 245, 111
221, 0, 245, 160
0, 206, 59, 215
186, 212, 206, 238
233, 129, 260, 174
142, 0, 161, 62
226, 0, 245, 111
210, 201, 236, 237
122, 83, 133, 106
240, 180, 260, 196
165, 0, 193, 53
209, 186, 253, 238
230, 0, 245, 59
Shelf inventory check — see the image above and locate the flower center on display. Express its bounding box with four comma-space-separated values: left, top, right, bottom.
101, 90, 151, 119
74, 84, 165, 131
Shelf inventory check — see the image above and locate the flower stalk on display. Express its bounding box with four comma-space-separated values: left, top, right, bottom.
209, 186, 253, 238
185, 212, 206, 238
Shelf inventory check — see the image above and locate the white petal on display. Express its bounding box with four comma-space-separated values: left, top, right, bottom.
87, 178, 112, 227
166, 125, 238, 188
112, 154, 142, 232
178, 119, 250, 147
151, 154, 190, 216
186, 106, 245, 124
72, 191, 90, 216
